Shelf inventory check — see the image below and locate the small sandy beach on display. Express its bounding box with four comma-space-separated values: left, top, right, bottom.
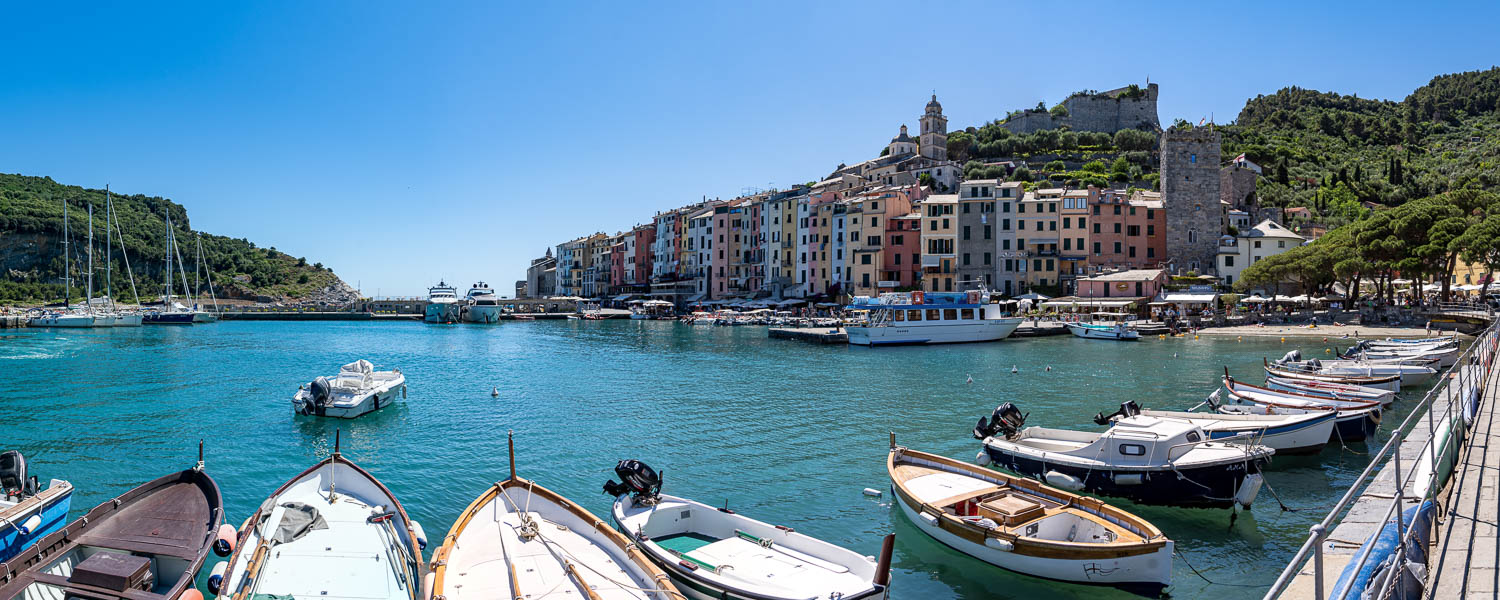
1196, 323, 1467, 339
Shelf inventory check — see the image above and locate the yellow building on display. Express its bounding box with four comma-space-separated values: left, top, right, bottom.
1018, 190, 1060, 291
921, 194, 958, 292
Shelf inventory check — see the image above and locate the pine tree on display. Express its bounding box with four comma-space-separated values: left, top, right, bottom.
1276, 163, 1289, 185
1353, 164, 1362, 182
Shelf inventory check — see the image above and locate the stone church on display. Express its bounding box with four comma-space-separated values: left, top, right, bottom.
831, 95, 961, 191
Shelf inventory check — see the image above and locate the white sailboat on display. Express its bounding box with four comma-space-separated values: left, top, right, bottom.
145, 212, 197, 324
28, 197, 97, 328
103, 186, 143, 326
190, 232, 220, 322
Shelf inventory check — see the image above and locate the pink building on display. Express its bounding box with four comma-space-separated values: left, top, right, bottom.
631, 223, 655, 289
1075, 268, 1166, 300
608, 241, 626, 294
884, 213, 922, 289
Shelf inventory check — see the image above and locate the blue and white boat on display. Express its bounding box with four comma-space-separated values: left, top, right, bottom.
0, 451, 73, 563
845, 289, 1022, 346
424, 281, 461, 323
1095, 398, 1336, 455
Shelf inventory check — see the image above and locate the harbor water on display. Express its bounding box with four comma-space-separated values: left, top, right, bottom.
0, 321, 1439, 599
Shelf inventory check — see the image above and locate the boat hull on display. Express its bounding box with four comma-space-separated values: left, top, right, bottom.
462, 304, 501, 323
292, 380, 405, 419
192, 311, 218, 323
112, 313, 144, 327
1192, 414, 1335, 455
981, 444, 1263, 508
424, 302, 460, 323
27, 314, 97, 327
144, 312, 196, 324
848, 318, 1022, 346
0, 482, 73, 563
1065, 323, 1140, 340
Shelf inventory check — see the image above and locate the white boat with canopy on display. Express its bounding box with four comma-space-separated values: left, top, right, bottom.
215, 435, 426, 600
292, 360, 407, 418
845, 290, 1022, 346
1064, 312, 1140, 340
429, 433, 681, 600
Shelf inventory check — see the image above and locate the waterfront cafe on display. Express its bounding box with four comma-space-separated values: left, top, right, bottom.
1152, 285, 1220, 317
1039, 295, 1149, 318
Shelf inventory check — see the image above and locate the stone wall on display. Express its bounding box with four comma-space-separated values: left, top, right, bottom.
1161, 127, 1222, 275
1220, 164, 1258, 210
1002, 83, 1160, 135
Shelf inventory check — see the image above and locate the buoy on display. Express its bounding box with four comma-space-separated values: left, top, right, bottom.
1238, 336, 1242, 342
491, 386, 499, 398
863, 488, 882, 497
1173, 353, 1178, 358
206, 561, 228, 595
1011, 365, 1018, 374
966, 374, 973, 384
1045, 365, 1051, 372
1281, 337, 1286, 343
1194, 335, 1199, 340
181, 589, 204, 600
213, 523, 237, 557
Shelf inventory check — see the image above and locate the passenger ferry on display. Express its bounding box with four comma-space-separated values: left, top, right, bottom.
845, 290, 1023, 346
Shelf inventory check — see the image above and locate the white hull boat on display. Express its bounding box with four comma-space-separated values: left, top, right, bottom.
215, 444, 426, 600
847, 290, 1022, 346
1264, 376, 1396, 404
974, 404, 1272, 509
425, 281, 461, 323
1095, 399, 1335, 455
1264, 360, 1403, 392
1065, 322, 1140, 340
111, 312, 144, 326
463, 304, 501, 323
608, 461, 890, 600
0, 451, 74, 563
292, 359, 406, 418
1221, 375, 1382, 442
1274, 352, 1435, 386
430, 434, 681, 600
461, 282, 502, 324
27, 312, 97, 328
888, 442, 1171, 592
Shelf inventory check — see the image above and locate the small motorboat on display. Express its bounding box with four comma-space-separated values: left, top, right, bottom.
292, 359, 406, 418
215, 434, 426, 600
1064, 313, 1140, 341
0, 446, 222, 600
1221, 375, 1382, 442
973, 403, 1272, 509
1095, 398, 1335, 455
430, 433, 681, 600
607, 460, 892, 600
1342, 340, 1459, 368
0, 451, 73, 563
1264, 359, 1402, 392
1272, 352, 1436, 387
887, 439, 1171, 592
1265, 376, 1397, 404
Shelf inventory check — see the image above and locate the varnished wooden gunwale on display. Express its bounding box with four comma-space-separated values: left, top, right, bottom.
887, 447, 1169, 560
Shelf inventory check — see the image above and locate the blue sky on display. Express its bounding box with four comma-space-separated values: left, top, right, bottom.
3, 1, 1497, 296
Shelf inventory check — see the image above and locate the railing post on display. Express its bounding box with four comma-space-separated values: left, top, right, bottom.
1392, 436, 1406, 552
1312, 523, 1326, 599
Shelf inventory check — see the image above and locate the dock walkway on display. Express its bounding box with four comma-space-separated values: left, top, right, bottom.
1426, 361, 1500, 597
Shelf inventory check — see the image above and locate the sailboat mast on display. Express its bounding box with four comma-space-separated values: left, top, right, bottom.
105, 186, 113, 310
63, 197, 70, 308
110, 194, 142, 306
194, 233, 201, 300
87, 202, 94, 311
165, 211, 173, 304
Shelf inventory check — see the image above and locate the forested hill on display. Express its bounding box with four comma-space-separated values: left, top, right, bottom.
0, 174, 354, 304
1219, 67, 1500, 229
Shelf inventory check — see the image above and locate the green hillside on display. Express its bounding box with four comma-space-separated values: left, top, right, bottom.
0, 174, 351, 304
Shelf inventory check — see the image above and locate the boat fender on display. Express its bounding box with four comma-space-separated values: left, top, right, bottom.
974, 451, 992, 466
984, 537, 1015, 552
181, 589, 204, 600
1044, 471, 1085, 491
962, 516, 998, 529
1235, 473, 1264, 509
17, 514, 42, 536
422, 571, 435, 600
1113, 473, 1144, 486
862, 488, 882, 497
213, 523, 237, 557
412, 520, 428, 550
206, 562, 228, 595
918, 512, 938, 526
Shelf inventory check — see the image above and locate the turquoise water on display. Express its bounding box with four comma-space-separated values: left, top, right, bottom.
0, 321, 1431, 598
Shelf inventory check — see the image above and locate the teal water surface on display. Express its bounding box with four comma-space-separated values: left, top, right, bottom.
0, 321, 1432, 599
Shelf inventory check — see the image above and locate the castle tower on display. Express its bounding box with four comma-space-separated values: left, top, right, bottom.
919, 94, 948, 161
1160, 127, 1221, 275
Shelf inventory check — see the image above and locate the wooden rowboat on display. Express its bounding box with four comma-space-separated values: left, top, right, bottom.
0, 445, 222, 600
887, 437, 1172, 592
216, 433, 425, 600
429, 433, 681, 600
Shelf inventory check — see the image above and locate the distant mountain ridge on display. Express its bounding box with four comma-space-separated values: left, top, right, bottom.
0, 173, 355, 304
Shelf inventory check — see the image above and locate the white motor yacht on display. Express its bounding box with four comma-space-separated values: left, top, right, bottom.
292, 360, 407, 418
845, 289, 1022, 346
461, 282, 501, 323
424, 281, 461, 323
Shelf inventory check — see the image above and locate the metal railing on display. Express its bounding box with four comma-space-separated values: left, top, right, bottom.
1262, 321, 1500, 599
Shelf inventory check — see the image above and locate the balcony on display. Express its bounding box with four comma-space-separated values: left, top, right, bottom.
921, 255, 949, 268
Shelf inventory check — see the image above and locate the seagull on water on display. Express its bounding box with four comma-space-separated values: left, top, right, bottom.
966, 374, 974, 384
1011, 365, 1019, 374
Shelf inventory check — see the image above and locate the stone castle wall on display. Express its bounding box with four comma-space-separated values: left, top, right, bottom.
1220, 164, 1258, 209
1003, 83, 1160, 134
1161, 127, 1222, 275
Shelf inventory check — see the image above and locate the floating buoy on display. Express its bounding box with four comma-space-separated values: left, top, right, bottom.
1045, 365, 1052, 372
1327, 348, 1332, 353
1173, 353, 1178, 358
1238, 336, 1243, 342
863, 488, 882, 497
1194, 335, 1199, 340
491, 386, 499, 398
1281, 337, 1286, 343
181, 589, 204, 600
966, 374, 973, 385
1011, 365, 1018, 374
213, 523, 237, 557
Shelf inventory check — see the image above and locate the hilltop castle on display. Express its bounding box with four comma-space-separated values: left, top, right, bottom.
1002, 83, 1160, 134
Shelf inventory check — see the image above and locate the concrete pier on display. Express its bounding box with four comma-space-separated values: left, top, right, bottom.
1425, 365, 1500, 597
768, 327, 848, 344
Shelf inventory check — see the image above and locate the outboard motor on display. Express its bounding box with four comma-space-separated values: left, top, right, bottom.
1278, 349, 1302, 364
309, 376, 332, 416
1093, 400, 1143, 426
973, 403, 1027, 440
1306, 358, 1322, 370
603, 460, 662, 504
0, 450, 35, 499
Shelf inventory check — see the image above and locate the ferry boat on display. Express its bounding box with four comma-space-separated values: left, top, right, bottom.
845, 290, 1022, 346
424, 281, 461, 323
630, 299, 675, 319
0, 451, 73, 563
461, 281, 501, 323
1065, 312, 1140, 341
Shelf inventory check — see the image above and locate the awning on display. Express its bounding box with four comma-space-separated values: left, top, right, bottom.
685, 293, 706, 302
1016, 292, 1051, 300
1041, 298, 1135, 308
1161, 293, 1218, 304
612, 294, 635, 301
776, 299, 807, 307
1240, 295, 1270, 303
